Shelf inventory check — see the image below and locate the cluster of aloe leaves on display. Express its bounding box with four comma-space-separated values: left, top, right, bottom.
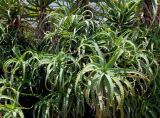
0, 0, 160, 118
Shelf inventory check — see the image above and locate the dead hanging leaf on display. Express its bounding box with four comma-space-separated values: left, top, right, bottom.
143, 0, 160, 25
156, 5, 160, 25
51, 36, 58, 50
0, 112, 2, 118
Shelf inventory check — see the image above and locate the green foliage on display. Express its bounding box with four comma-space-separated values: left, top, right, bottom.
97, 0, 141, 31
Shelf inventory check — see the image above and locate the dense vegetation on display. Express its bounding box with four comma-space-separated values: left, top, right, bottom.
0, 0, 160, 118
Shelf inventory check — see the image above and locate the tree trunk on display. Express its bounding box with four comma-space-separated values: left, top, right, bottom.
143, 0, 153, 25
